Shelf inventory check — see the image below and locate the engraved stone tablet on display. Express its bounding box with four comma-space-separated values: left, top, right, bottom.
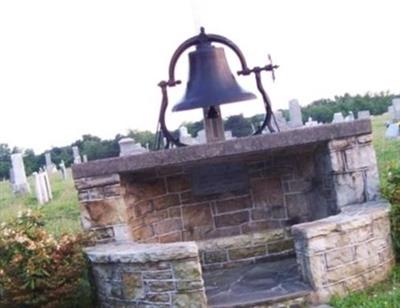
191, 163, 249, 196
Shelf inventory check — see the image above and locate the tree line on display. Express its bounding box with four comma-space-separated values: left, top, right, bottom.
0, 92, 395, 180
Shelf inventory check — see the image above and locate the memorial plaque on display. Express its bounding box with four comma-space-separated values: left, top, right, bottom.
191, 163, 249, 196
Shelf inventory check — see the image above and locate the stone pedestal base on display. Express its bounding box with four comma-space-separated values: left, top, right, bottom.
292, 201, 395, 304
85, 241, 207, 307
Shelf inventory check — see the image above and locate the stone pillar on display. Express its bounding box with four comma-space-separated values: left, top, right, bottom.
118, 138, 147, 157
203, 106, 225, 143
327, 133, 380, 209
72, 146, 82, 164
45, 152, 54, 172
288, 99, 303, 128
292, 201, 394, 304
74, 173, 131, 243
85, 242, 207, 307
10, 153, 30, 195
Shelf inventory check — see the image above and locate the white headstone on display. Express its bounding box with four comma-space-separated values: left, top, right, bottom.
33, 171, 52, 204
196, 129, 207, 144
332, 112, 345, 123
393, 97, 400, 121
357, 110, 371, 119
305, 116, 318, 127
224, 130, 234, 140
72, 146, 82, 164
179, 126, 197, 145
288, 99, 303, 128
119, 138, 147, 156
385, 123, 399, 139
83, 155, 88, 163
388, 106, 395, 121
59, 160, 68, 180
273, 110, 289, 131
11, 153, 30, 195
45, 152, 57, 173
345, 111, 354, 121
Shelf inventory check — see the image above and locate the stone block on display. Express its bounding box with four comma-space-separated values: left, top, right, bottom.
168, 206, 181, 218
144, 280, 175, 292
173, 260, 203, 281
286, 193, 309, 221
176, 280, 204, 291
182, 225, 216, 241
366, 165, 380, 201
153, 219, 182, 235
328, 138, 355, 151
127, 178, 167, 200
75, 173, 120, 190
159, 231, 183, 243
82, 198, 127, 227
142, 270, 173, 280
132, 225, 154, 240
288, 179, 312, 193
215, 211, 249, 228
325, 247, 354, 269
252, 229, 286, 246
357, 134, 373, 144
267, 239, 294, 254
142, 209, 168, 225
334, 172, 365, 207
344, 145, 377, 171
103, 184, 123, 198
152, 194, 180, 211
132, 200, 153, 217
144, 293, 171, 303
172, 292, 207, 308
241, 220, 281, 233
122, 272, 144, 299
228, 245, 266, 260
251, 177, 284, 207
203, 250, 228, 264
251, 208, 271, 220
166, 175, 191, 192
215, 196, 252, 213
182, 203, 213, 229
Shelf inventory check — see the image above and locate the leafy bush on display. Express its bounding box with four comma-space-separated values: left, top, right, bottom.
0, 210, 92, 307
383, 164, 400, 260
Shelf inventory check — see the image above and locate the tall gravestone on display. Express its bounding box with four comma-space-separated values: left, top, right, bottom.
392, 97, 400, 121
288, 99, 303, 128
59, 160, 68, 180
332, 112, 345, 123
357, 110, 371, 119
72, 146, 82, 164
45, 152, 56, 173
11, 153, 30, 195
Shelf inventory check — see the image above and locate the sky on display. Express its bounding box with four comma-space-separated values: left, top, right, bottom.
0, 0, 399, 153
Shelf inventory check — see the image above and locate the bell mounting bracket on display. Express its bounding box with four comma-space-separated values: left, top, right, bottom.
156, 27, 279, 149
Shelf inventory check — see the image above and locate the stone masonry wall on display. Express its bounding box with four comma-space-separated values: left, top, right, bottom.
121, 150, 319, 244
86, 242, 207, 307
292, 201, 394, 304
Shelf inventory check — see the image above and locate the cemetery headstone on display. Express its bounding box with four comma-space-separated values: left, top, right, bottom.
393, 97, 400, 121
179, 126, 197, 145
288, 99, 303, 128
10, 153, 30, 195
305, 117, 318, 127
59, 160, 68, 180
332, 112, 344, 123
388, 106, 395, 121
45, 152, 57, 173
357, 110, 371, 119
345, 111, 355, 121
196, 129, 206, 144
83, 155, 88, 163
33, 170, 52, 204
385, 123, 399, 139
273, 110, 289, 131
72, 146, 82, 164
119, 138, 147, 156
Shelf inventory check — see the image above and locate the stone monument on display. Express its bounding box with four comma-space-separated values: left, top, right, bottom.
288, 99, 303, 128
357, 110, 371, 119
10, 153, 30, 195
179, 126, 197, 145
59, 160, 68, 180
45, 152, 57, 173
72, 146, 82, 164
392, 96, 400, 121
332, 112, 344, 123
33, 170, 52, 204
118, 138, 147, 156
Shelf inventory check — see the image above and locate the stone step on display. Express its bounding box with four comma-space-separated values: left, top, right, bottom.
210, 290, 310, 307
204, 258, 312, 308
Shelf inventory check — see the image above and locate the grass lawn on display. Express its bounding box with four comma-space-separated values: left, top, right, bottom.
0, 114, 399, 307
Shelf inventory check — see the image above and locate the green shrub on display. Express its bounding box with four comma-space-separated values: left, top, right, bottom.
0, 210, 92, 307
383, 164, 400, 260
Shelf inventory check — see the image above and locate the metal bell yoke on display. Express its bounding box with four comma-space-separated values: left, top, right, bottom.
156, 27, 279, 149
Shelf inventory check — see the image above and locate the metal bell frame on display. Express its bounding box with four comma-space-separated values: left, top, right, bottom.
156, 27, 279, 149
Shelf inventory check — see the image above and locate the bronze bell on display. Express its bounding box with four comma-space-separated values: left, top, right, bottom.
172, 41, 256, 112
